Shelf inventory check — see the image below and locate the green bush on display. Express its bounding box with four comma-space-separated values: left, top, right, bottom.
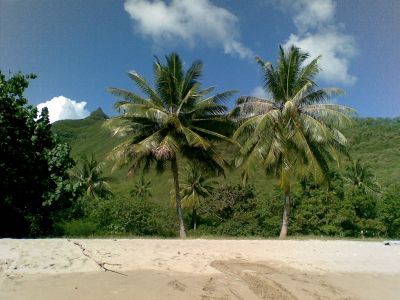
61, 219, 98, 237
256, 189, 283, 237
289, 174, 388, 238
187, 225, 217, 237
290, 188, 344, 236
198, 184, 262, 236
216, 212, 259, 236
378, 184, 400, 237
90, 197, 177, 237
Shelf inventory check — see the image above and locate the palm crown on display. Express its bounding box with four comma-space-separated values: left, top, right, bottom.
180, 165, 215, 209
178, 165, 215, 230
107, 53, 236, 237
344, 159, 380, 193
108, 53, 236, 174
72, 154, 113, 199
234, 46, 353, 184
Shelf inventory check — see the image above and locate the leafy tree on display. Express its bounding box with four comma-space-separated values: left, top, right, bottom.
0, 71, 76, 236
233, 46, 354, 238
291, 173, 349, 236
72, 154, 113, 199
199, 184, 259, 236
178, 164, 215, 230
107, 53, 236, 237
378, 184, 400, 237
289, 172, 385, 237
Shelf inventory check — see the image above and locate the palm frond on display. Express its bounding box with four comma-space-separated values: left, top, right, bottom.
233, 96, 275, 118
127, 71, 163, 106
233, 114, 265, 140
108, 88, 149, 106
304, 104, 355, 128
181, 60, 202, 98
191, 126, 239, 146
181, 127, 211, 149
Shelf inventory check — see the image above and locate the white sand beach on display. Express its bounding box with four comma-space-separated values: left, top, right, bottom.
1, 239, 399, 299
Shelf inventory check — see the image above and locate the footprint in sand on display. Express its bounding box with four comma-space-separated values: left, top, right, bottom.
202, 277, 216, 292
167, 279, 186, 291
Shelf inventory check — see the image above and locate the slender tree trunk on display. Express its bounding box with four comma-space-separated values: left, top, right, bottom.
192, 207, 197, 231
171, 157, 186, 238
279, 188, 291, 239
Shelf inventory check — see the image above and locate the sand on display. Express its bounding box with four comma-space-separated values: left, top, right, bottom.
0, 239, 399, 299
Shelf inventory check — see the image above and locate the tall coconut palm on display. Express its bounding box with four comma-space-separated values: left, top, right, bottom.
107, 53, 236, 238
72, 154, 113, 199
233, 46, 354, 238
179, 165, 215, 230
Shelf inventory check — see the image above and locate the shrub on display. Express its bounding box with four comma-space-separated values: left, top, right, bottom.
61, 219, 98, 237
256, 189, 283, 237
378, 184, 400, 237
90, 197, 177, 237
198, 184, 261, 236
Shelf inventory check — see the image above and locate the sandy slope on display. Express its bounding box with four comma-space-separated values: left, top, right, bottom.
0, 239, 399, 299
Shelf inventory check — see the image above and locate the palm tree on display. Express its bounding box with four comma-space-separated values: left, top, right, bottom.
233, 46, 354, 238
344, 158, 380, 193
107, 53, 236, 238
130, 175, 152, 199
179, 165, 215, 230
72, 154, 113, 199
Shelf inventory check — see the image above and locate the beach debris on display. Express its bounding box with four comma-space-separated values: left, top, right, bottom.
67, 239, 127, 276
384, 241, 400, 246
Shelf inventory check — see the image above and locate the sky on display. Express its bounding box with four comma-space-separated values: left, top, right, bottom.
1, 0, 399, 122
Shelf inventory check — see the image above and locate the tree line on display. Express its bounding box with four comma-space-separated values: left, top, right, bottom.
1, 46, 399, 238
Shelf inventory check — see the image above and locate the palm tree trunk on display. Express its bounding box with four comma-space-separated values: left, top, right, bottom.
279, 187, 291, 239
171, 157, 186, 238
192, 207, 197, 231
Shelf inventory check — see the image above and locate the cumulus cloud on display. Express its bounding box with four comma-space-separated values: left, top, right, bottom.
124, 0, 253, 59
289, 0, 336, 32
251, 86, 269, 99
284, 31, 356, 84
37, 96, 90, 123
275, 0, 356, 85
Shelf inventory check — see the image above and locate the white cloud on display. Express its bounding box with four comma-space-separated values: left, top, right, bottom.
275, 0, 356, 85
292, 0, 336, 32
37, 96, 90, 123
251, 86, 269, 99
284, 31, 356, 84
124, 0, 253, 59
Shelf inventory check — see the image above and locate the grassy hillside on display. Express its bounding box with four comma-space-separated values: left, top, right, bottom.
344, 117, 400, 185
52, 111, 400, 203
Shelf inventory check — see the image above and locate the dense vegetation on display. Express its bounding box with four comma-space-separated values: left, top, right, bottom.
2, 48, 399, 239
0, 72, 76, 237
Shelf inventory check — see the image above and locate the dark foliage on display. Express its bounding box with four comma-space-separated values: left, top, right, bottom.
0, 72, 76, 237
378, 184, 400, 237
197, 184, 260, 236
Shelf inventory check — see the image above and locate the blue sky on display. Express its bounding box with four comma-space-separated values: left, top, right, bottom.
1, 0, 399, 121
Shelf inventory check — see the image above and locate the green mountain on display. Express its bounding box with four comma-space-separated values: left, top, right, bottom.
52, 112, 400, 202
